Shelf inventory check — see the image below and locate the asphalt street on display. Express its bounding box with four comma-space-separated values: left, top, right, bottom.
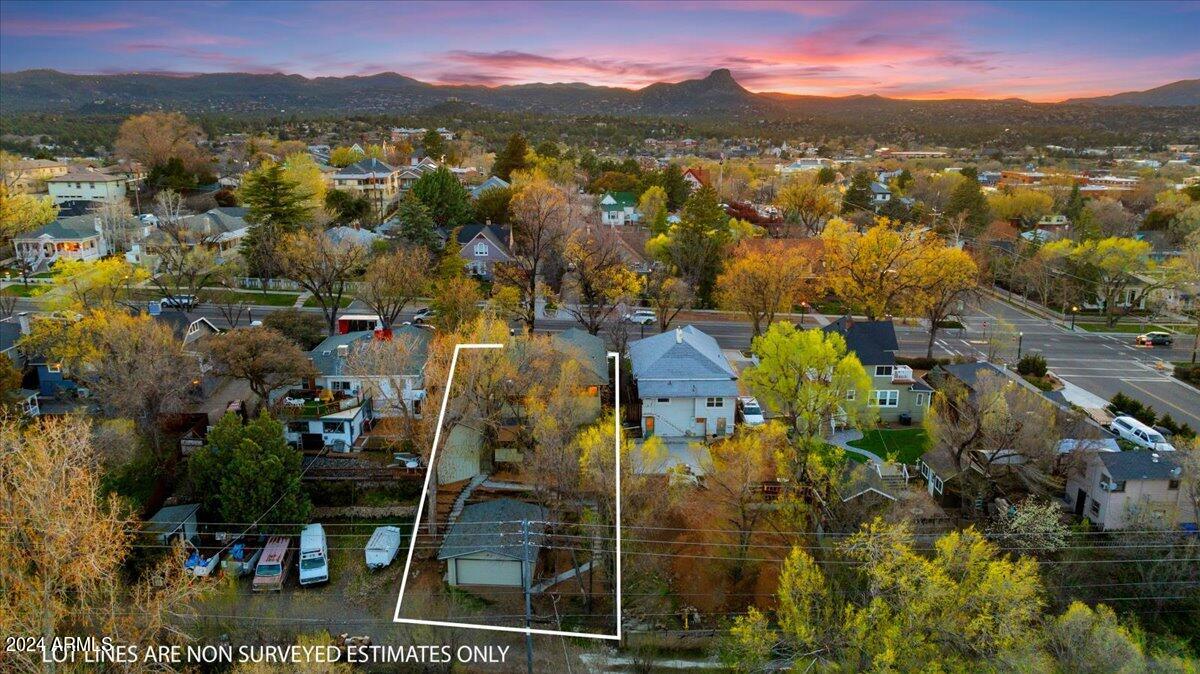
12, 293, 1199, 427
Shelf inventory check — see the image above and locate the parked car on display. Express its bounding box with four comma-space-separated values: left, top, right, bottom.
298, 524, 329, 586
1135, 332, 1173, 346
252, 536, 292, 592
738, 396, 765, 426
1109, 415, 1176, 452
160, 295, 198, 310
413, 307, 437, 324
623, 309, 656, 325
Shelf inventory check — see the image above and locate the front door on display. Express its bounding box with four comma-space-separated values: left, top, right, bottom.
716, 417, 727, 436
1074, 489, 1087, 517
644, 416, 655, 438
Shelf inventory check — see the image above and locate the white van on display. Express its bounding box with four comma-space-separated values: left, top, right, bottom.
298, 524, 329, 586
1109, 416, 1176, 452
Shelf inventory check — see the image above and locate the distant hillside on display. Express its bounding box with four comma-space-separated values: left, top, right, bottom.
1, 69, 1198, 146
1066, 79, 1200, 107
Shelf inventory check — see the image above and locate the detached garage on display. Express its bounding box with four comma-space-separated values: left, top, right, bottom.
438, 499, 546, 588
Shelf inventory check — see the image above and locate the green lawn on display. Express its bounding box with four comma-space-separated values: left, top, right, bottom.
225, 290, 300, 306
0, 283, 43, 297
304, 295, 353, 309
1075, 322, 1171, 334
847, 428, 930, 464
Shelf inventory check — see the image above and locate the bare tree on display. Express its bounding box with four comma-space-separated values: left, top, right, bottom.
643, 266, 692, 333
202, 327, 316, 410
562, 227, 641, 334
355, 246, 432, 329
498, 181, 572, 331
279, 230, 367, 334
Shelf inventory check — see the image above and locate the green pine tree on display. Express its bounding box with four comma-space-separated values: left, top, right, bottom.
492, 133, 530, 181
945, 172, 990, 233
396, 191, 441, 250
187, 413, 311, 527
841, 170, 873, 215
411, 165, 473, 229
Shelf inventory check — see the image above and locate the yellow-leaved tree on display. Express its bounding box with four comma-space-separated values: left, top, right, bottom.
820, 218, 934, 320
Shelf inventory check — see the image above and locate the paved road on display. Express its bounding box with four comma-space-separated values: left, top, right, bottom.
12, 293, 1199, 428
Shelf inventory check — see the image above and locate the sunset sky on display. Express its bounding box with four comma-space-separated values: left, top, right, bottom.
1, 1, 1197, 101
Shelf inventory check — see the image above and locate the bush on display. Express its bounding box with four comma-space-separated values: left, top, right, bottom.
1107, 392, 1156, 426
1016, 353, 1048, 378
896, 355, 954, 371
1156, 414, 1196, 439
263, 308, 327, 350
1173, 363, 1200, 385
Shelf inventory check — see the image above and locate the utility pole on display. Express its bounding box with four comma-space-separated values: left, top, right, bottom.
521, 519, 534, 674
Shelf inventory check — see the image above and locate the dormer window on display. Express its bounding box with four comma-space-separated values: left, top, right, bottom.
875, 365, 893, 377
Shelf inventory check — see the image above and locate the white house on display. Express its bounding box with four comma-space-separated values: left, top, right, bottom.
599, 192, 639, 226
308, 325, 431, 418
628, 325, 738, 439
1065, 450, 1194, 531
12, 215, 109, 269
869, 181, 892, 207
45, 169, 129, 205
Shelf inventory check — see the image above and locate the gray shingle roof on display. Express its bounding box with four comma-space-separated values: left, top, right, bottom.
1098, 450, 1182, 482
13, 215, 102, 241
334, 158, 395, 177
309, 325, 430, 377
823, 317, 898, 366
470, 176, 510, 199
554, 328, 609, 386
438, 498, 547, 562
629, 325, 738, 398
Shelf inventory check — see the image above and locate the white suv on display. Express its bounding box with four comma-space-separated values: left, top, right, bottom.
1109, 415, 1175, 452
623, 309, 656, 325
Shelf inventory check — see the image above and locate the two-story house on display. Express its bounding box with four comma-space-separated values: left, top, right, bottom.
308, 325, 431, 419
3, 159, 69, 194
331, 158, 400, 208
451, 224, 513, 280
823, 317, 931, 424
45, 169, 129, 206
629, 325, 738, 438
1065, 450, 1194, 530
869, 181, 892, 208
12, 215, 109, 270
599, 192, 639, 226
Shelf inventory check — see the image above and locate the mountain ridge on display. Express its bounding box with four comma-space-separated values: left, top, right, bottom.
1, 68, 1197, 119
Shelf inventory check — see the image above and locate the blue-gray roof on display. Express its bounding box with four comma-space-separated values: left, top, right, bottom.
554, 328, 608, 386
334, 158, 395, 177
1099, 450, 1182, 482
438, 498, 547, 561
309, 325, 430, 377
13, 215, 102, 241
629, 325, 738, 398
470, 175, 510, 199
823, 317, 898, 366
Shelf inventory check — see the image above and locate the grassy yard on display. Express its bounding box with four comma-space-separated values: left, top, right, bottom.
847, 428, 930, 464
0, 283, 43, 297
304, 295, 353, 309
224, 290, 301, 306
1076, 322, 1171, 334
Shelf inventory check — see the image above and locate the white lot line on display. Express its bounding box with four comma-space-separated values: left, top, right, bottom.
392, 344, 624, 641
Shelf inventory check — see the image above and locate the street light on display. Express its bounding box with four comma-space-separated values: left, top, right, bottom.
1070, 306, 1079, 331
1017, 332, 1024, 360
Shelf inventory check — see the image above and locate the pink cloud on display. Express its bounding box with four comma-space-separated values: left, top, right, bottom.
2, 19, 134, 36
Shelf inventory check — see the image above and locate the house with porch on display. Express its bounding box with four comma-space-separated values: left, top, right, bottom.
450, 224, 513, 280
12, 215, 109, 269
823, 317, 931, 424
331, 158, 400, 208
629, 325, 737, 439
307, 325, 431, 418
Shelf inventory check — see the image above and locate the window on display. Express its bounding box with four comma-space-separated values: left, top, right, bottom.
656, 398, 670, 403
474, 242, 488, 257
871, 390, 899, 407
322, 421, 344, 434
845, 390, 856, 401
330, 380, 352, 392
915, 393, 927, 407
288, 422, 308, 433
1112, 481, 1126, 493
1089, 499, 1100, 516
875, 365, 894, 377
1168, 479, 1180, 490
705, 397, 724, 408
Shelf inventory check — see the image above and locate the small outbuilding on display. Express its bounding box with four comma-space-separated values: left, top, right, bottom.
438, 498, 546, 587
145, 503, 201, 545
